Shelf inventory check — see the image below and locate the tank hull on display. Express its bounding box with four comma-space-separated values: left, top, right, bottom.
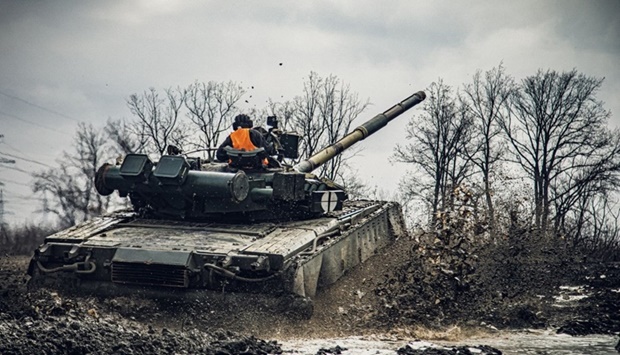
29, 201, 406, 301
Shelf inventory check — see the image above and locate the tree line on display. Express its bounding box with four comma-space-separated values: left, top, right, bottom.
394, 64, 620, 260
26, 66, 620, 260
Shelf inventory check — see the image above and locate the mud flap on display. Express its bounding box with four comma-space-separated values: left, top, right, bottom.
292, 256, 323, 298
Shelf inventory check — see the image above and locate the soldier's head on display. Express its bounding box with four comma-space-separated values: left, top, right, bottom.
232, 114, 253, 130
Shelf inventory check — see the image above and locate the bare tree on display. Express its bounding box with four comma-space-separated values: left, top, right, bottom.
289, 72, 369, 180
586, 195, 620, 261
266, 99, 296, 131
394, 80, 473, 222
290, 72, 327, 165
32, 123, 111, 227
319, 75, 368, 181
552, 133, 620, 231
562, 191, 620, 261
500, 69, 620, 232
105, 117, 148, 155
184, 81, 245, 161
126, 87, 188, 156
461, 64, 514, 236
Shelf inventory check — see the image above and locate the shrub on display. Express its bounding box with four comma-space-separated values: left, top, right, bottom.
0, 223, 57, 255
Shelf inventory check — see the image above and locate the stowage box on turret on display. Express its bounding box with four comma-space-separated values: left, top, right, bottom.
28, 91, 426, 312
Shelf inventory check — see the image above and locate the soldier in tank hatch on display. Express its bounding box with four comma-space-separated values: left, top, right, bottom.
216, 114, 275, 163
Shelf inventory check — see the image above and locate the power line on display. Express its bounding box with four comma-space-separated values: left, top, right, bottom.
0, 152, 53, 168
0, 177, 32, 187
0, 164, 36, 175
0, 109, 72, 137
0, 133, 17, 164
2, 190, 45, 202
0, 89, 81, 122
1, 134, 61, 161
4, 197, 45, 204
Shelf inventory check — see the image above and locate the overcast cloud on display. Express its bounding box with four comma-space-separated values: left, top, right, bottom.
0, 0, 618, 224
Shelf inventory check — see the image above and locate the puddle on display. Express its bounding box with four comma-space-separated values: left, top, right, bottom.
279, 331, 619, 355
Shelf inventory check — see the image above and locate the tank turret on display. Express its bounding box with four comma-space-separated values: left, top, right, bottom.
94, 91, 426, 221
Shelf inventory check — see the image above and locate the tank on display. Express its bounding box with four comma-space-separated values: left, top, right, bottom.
28, 91, 426, 309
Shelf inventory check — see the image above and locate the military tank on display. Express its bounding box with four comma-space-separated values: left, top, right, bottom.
28, 91, 426, 306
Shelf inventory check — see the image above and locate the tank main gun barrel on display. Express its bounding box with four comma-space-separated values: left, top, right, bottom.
293, 91, 426, 174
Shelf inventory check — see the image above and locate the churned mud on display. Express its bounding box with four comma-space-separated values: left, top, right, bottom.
0, 256, 283, 354
1, 232, 619, 354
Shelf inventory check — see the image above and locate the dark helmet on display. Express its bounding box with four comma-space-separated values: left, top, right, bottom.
232, 114, 253, 130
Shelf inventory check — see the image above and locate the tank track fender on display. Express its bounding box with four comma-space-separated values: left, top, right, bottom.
285, 201, 406, 298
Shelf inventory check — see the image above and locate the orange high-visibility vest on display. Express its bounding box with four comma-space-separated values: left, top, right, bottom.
229, 128, 268, 166
230, 129, 257, 151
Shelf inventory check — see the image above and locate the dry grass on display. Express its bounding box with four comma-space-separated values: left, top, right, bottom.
0, 223, 56, 255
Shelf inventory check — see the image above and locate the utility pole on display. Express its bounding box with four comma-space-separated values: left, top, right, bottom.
0, 189, 5, 228
0, 188, 7, 231
0, 133, 16, 227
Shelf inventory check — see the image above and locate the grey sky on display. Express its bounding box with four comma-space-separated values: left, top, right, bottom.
1, 0, 619, 224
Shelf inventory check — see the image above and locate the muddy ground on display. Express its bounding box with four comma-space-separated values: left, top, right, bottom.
1, 231, 619, 354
